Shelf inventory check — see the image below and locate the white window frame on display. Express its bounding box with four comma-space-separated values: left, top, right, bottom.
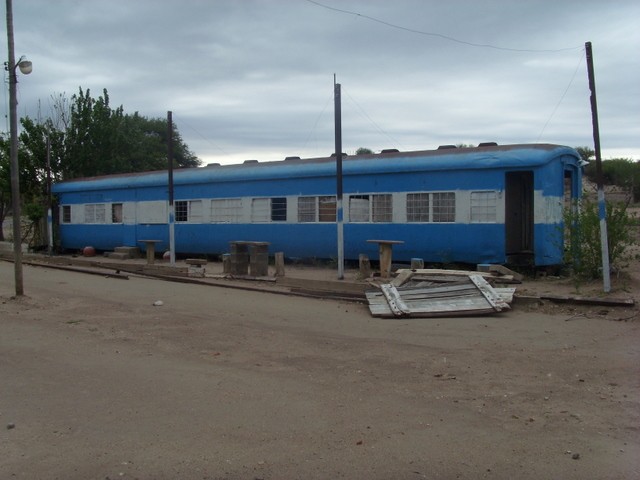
298, 197, 316, 223
432, 192, 456, 223
407, 193, 430, 222
211, 198, 243, 223
111, 203, 123, 224
406, 192, 456, 223
348, 195, 370, 223
175, 200, 202, 223
62, 205, 71, 224
297, 195, 337, 223
84, 203, 106, 224
470, 191, 497, 223
251, 198, 271, 223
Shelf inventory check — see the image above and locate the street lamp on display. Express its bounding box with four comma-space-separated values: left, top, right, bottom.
16, 57, 32, 74
5, 0, 32, 296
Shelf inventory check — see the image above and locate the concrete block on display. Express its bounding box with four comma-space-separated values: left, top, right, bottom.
359, 254, 371, 277
114, 246, 140, 258
187, 265, 205, 278
410, 258, 424, 269
274, 252, 285, 277
222, 253, 231, 274
107, 252, 130, 260
186, 258, 207, 266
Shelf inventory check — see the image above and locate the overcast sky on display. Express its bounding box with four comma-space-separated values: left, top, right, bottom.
4, 0, 639, 165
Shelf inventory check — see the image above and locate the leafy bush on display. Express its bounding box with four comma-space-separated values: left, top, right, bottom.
564, 197, 638, 279
583, 157, 640, 202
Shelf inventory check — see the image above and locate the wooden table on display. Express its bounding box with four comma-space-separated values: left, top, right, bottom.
367, 239, 405, 278
138, 239, 162, 265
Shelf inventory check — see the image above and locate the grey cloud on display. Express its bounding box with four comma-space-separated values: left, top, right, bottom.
6, 0, 639, 164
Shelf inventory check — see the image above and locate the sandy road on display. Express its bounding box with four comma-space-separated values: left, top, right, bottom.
1, 261, 639, 479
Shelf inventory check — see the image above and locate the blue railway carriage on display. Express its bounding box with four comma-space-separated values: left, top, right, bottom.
51, 143, 583, 267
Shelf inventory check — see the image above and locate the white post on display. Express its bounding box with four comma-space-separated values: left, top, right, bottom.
47, 207, 53, 255
168, 203, 175, 266
337, 198, 344, 279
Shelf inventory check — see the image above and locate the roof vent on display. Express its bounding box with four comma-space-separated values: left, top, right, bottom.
243, 159, 259, 164
284, 156, 301, 161
437, 145, 457, 150
380, 149, 400, 154
478, 142, 498, 147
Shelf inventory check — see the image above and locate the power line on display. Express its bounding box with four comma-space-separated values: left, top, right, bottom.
536, 49, 585, 142
302, 92, 333, 152
342, 87, 406, 151
305, 0, 582, 53
176, 116, 230, 157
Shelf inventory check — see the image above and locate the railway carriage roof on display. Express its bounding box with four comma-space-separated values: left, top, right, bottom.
52, 143, 581, 193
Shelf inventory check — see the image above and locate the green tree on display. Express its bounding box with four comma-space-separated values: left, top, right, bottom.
1, 87, 200, 242
61, 88, 125, 178
583, 157, 640, 202
575, 146, 594, 163
0, 119, 57, 243
118, 114, 199, 172
60, 88, 199, 179
0, 135, 11, 241
355, 147, 374, 155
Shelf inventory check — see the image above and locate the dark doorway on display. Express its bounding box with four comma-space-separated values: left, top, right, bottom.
505, 171, 534, 265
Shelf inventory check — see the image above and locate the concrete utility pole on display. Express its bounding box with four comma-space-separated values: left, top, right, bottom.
334, 76, 344, 280
167, 110, 176, 266
5, 0, 32, 296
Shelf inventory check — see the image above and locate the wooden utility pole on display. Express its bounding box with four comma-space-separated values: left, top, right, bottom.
585, 41, 611, 293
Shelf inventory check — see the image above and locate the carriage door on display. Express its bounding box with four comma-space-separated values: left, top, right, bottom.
505, 171, 534, 264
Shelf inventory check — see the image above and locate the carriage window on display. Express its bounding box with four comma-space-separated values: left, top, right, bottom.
349, 195, 369, 222
298, 197, 316, 222
112, 203, 123, 223
564, 171, 574, 210
189, 200, 202, 222
271, 197, 287, 221
470, 191, 497, 223
372, 194, 392, 222
318, 196, 336, 222
84, 204, 106, 223
212, 198, 243, 223
407, 193, 430, 222
251, 198, 270, 222
175, 201, 188, 222
432, 192, 455, 222
298, 196, 336, 223
175, 200, 202, 223
62, 205, 71, 223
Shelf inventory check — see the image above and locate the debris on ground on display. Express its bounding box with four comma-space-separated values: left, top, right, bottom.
366, 268, 517, 318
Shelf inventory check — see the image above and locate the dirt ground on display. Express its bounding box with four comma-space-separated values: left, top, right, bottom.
1, 256, 639, 480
